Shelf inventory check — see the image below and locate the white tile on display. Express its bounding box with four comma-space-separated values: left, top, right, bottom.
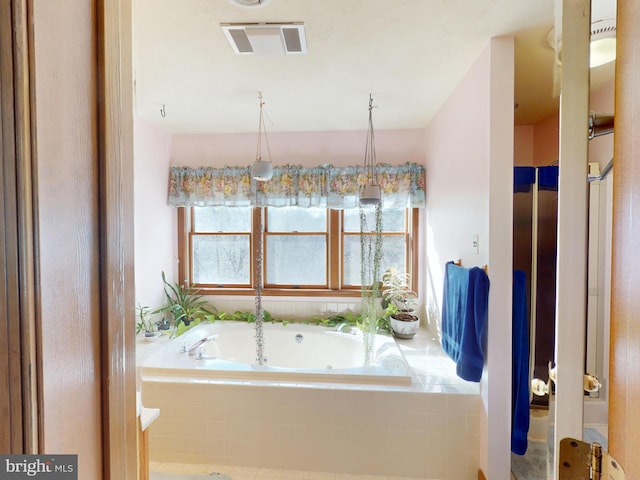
256, 468, 286, 478
224, 459, 257, 473
308, 472, 336, 480
282, 470, 310, 479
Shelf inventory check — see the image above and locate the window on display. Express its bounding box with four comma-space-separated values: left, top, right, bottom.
265, 207, 328, 287
190, 206, 252, 287
179, 206, 419, 296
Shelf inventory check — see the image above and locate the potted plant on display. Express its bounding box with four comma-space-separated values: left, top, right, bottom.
135, 303, 161, 340
154, 271, 217, 333
381, 267, 420, 339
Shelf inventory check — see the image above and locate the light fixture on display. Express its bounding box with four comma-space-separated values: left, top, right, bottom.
359, 94, 381, 206
546, 18, 617, 69
252, 93, 274, 182
589, 37, 616, 68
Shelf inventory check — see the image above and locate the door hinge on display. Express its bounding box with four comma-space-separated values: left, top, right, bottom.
559, 437, 625, 479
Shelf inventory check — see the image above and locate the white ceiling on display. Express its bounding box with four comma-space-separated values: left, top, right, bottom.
133, 0, 616, 134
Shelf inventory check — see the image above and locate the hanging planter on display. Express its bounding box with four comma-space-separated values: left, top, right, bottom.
358, 94, 385, 364
359, 94, 381, 207
251, 92, 274, 182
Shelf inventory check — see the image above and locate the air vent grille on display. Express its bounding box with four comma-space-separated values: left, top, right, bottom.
221, 23, 306, 55
228, 29, 253, 53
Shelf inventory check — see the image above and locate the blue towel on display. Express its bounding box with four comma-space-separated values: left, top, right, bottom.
511, 270, 530, 455
514, 166, 536, 193
538, 165, 559, 191
441, 262, 490, 382
441, 262, 469, 363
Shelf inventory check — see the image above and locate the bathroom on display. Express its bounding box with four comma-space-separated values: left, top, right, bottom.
133, 1, 615, 480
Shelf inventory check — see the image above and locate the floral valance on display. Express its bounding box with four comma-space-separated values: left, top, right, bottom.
168, 163, 425, 209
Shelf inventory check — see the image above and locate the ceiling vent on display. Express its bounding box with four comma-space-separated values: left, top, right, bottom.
221, 23, 306, 55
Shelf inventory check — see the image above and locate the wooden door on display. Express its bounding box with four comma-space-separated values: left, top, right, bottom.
0, 0, 135, 477
609, 0, 640, 476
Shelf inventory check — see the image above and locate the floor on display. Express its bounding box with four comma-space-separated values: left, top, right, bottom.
151, 462, 427, 480
509, 423, 609, 480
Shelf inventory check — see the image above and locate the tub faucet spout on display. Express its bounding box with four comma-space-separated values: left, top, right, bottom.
336, 323, 358, 335
187, 334, 217, 356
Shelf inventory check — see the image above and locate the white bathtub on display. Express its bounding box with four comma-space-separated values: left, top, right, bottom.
140, 320, 483, 478
141, 321, 412, 386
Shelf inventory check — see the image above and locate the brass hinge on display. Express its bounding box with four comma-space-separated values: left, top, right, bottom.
559, 438, 625, 479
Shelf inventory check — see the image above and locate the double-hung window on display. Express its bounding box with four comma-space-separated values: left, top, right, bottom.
179, 206, 418, 296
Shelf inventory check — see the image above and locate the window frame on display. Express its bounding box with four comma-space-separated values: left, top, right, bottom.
177, 206, 419, 297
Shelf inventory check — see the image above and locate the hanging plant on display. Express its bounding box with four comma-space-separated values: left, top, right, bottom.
359, 204, 384, 363
359, 205, 383, 293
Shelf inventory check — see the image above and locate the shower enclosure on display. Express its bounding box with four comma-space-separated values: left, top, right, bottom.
513, 168, 613, 409
513, 166, 559, 407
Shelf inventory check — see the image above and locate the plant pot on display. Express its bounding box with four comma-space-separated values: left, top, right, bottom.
390, 313, 420, 339
155, 318, 171, 331
143, 331, 162, 342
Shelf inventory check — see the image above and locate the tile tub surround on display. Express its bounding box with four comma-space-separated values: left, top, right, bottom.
142, 382, 481, 479
140, 327, 482, 480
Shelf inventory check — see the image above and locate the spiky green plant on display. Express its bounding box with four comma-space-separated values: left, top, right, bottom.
153, 271, 217, 329
381, 267, 417, 312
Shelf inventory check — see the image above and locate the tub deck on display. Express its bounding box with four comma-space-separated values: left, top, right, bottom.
137, 320, 480, 394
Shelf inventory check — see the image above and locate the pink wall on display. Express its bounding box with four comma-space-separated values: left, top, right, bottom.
514, 125, 534, 166
533, 112, 559, 166
171, 129, 425, 168
424, 47, 492, 327
134, 117, 177, 309
518, 78, 614, 170
424, 37, 515, 479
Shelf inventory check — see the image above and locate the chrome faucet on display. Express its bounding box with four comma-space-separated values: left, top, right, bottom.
336, 323, 358, 335
187, 334, 217, 356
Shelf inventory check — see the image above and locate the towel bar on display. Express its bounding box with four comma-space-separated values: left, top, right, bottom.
453, 259, 488, 274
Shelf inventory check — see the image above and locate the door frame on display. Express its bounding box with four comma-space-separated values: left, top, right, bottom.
98, 0, 136, 477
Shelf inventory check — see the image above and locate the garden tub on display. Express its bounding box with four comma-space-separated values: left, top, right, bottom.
140, 321, 412, 386
139, 321, 485, 477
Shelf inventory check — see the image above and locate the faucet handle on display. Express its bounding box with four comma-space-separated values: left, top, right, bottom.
187, 335, 217, 355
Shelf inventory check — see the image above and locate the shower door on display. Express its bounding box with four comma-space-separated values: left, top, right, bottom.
513, 166, 559, 407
